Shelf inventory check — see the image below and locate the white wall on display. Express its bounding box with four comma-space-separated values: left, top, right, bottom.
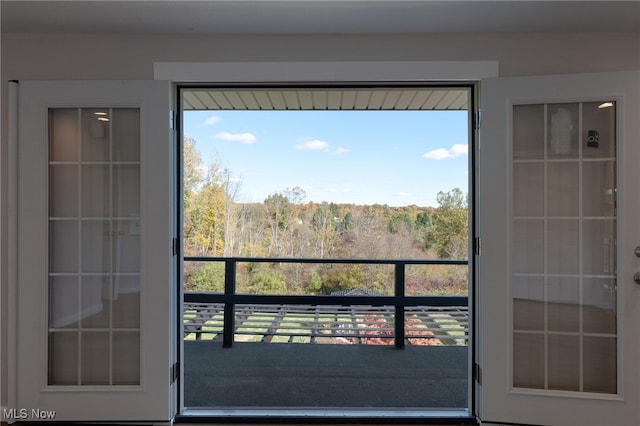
1, 30, 639, 410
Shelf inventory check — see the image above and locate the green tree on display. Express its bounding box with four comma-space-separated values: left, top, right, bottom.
184, 262, 225, 292
388, 211, 413, 234
426, 188, 468, 259
414, 209, 433, 253
311, 202, 339, 258
283, 186, 307, 257
182, 138, 237, 257
183, 137, 203, 196
339, 211, 355, 233
217, 167, 242, 256
183, 137, 205, 255
192, 181, 227, 255
247, 264, 287, 294
307, 271, 323, 294
416, 210, 431, 228
317, 264, 366, 294
235, 204, 267, 257
263, 193, 291, 256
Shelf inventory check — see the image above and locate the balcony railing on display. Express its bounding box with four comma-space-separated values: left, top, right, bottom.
184, 257, 468, 349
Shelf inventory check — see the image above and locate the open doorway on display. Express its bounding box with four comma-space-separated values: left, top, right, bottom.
178, 85, 474, 418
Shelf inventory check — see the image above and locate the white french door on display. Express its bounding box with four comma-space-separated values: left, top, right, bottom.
12, 81, 176, 422
478, 71, 640, 425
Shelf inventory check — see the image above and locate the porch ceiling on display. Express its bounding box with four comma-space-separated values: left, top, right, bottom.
182, 87, 469, 111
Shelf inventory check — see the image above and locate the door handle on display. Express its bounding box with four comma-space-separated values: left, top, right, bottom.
634, 247, 640, 283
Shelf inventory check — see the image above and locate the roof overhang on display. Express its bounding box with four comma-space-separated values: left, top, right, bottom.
182, 87, 470, 111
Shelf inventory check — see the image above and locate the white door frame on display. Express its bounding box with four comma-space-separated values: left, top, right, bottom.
160, 60, 496, 418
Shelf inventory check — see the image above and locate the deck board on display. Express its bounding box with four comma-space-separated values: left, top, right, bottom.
184, 302, 468, 346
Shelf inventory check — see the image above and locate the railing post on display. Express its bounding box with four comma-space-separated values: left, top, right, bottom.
223, 259, 236, 348
394, 262, 405, 349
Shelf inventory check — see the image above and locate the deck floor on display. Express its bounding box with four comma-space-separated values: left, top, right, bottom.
184, 342, 469, 409
183, 303, 469, 410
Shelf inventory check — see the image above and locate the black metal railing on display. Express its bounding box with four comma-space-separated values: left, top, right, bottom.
183, 257, 468, 349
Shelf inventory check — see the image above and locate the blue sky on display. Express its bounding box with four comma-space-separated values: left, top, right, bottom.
183, 110, 469, 207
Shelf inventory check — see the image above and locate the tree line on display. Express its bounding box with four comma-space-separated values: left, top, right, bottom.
183, 137, 468, 296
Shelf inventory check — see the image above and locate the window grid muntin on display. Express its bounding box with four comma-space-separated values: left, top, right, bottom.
48, 107, 141, 387
511, 101, 617, 394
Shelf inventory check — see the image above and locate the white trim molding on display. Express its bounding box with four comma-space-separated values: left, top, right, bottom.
7, 81, 19, 423
154, 61, 499, 83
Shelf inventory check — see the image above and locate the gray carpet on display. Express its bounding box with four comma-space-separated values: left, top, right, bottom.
184, 342, 468, 409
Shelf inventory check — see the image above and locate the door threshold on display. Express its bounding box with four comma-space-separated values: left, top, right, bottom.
176, 408, 478, 424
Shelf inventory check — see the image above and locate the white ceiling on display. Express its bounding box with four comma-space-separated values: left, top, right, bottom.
2, 1, 639, 36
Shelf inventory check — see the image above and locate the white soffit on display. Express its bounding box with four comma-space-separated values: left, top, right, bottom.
182, 87, 470, 111
172, 62, 488, 111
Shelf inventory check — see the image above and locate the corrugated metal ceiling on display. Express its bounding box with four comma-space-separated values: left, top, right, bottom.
182, 88, 469, 111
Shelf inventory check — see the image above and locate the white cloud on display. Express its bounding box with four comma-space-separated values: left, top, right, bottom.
422, 143, 468, 160
335, 147, 350, 155
422, 148, 451, 160
397, 192, 412, 197
216, 131, 257, 144
205, 115, 222, 125
295, 139, 330, 151
450, 144, 468, 156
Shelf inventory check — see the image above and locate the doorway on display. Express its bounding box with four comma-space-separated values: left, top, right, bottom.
178, 84, 476, 418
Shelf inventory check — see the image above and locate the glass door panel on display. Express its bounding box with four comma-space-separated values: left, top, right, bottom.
511, 101, 616, 394
48, 107, 141, 386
